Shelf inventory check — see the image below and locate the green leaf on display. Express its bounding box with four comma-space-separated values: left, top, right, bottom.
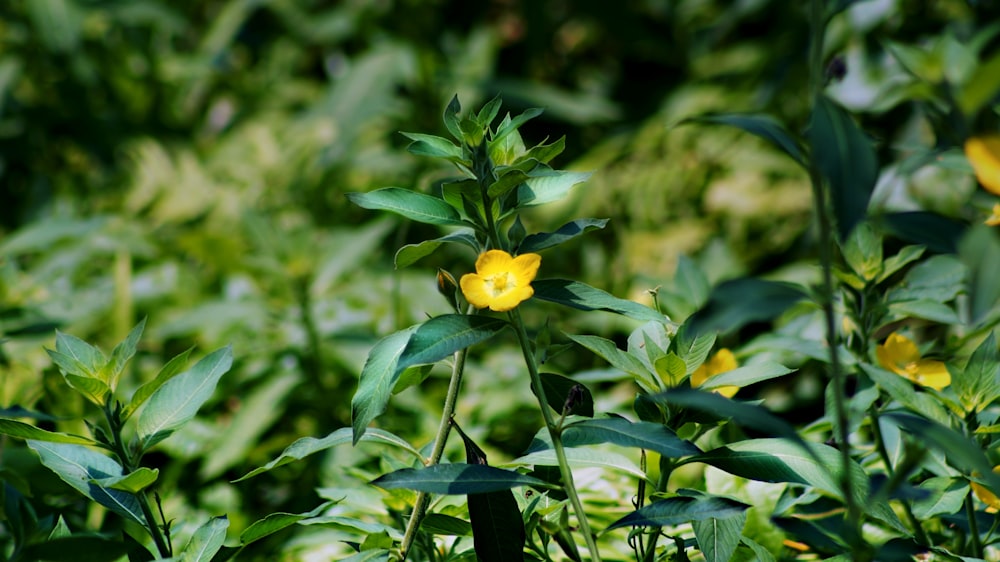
522, 136, 566, 164
516, 169, 591, 207
533, 279, 666, 322
371, 464, 548, 494
235, 427, 422, 481
561, 417, 700, 458
400, 132, 465, 161
888, 299, 960, 325
136, 346, 233, 450
741, 536, 778, 562
842, 222, 883, 281
877, 245, 925, 283
240, 503, 331, 545
19, 535, 131, 562
959, 225, 1000, 325
486, 169, 529, 199
508, 447, 645, 479
477, 95, 504, 128
122, 348, 192, 420
91, 467, 158, 493
394, 230, 479, 269
26, 441, 144, 524
518, 218, 608, 253
693, 512, 747, 562
0, 419, 94, 445
347, 188, 468, 226
682, 113, 806, 166
443, 95, 463, 140
911, 477, 967, 519
341, 550, 391, 562
693, 438, 866, 504
351, 326, 418, 445
686, 278, 808, 338
859, 364, 952, 426
491, 107, 543, 147
50, 331, 106, 379
421, 514, 472, 536
881, 211, 964, 254
954, 332, 1000, 413
958, 48, 1000, 116
809, 95, 877, 240
397, 314, 507, 372
62, 373, 111, 405
103, 318, 146, 388
183, 516, 229, 562
606, 493, 748, 531
538, 372, 594, 417
697, 361, 795, 391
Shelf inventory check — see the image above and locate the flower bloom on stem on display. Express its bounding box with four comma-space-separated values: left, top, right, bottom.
971, 467, 1000, 512
875, 332, 950, 390
691, 348, 739, 398
460, 250, 541, 312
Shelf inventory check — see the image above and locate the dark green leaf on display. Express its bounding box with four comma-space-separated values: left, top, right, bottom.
104, 318, 146, 388
372, 464, 548, 494
682, 113, 805, 166
698, 361, 795, 391
394, 230, 479, 269
136, 346, 233, 450
487, 169, 529, 199
809, 95, 878, 240
443, 95, 463, 140
421, 514, 472, 536
880, 211, 965, 254
122, 348, 193, 420
351, 327, 418, 445
538, 372, 594, 417
347, 188, 468, 226
693, 512, 746, 562
607, 493, 748, 530
491, 107, 543, 147
953, 332, 1000, 413
400, 132, 465, 161
959, 225, 1000, 324
522, 136, 565, 164
0, 419, 94, 445
397, 314, 507, 371
91, 468, 158, 493
518, 219, 608, 253
685, 278, 808, 338
515, 169, 591, 207
240, 503, 331, 545
561, 417, 700, 457
533, 279, 665, 322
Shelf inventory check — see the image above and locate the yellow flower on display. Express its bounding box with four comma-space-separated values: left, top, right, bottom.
691, 348, 739, 398
460, 250, 541, 312
965, 135, 1000, 196
875, 332, 950, 390
971, 466, 1000, 512
986, 203, 1000, 227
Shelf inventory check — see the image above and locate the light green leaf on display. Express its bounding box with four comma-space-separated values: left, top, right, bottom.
567, 334, 649, 378
606, 493, 748, 531
859, 364, 953, 426
123, 348, 193, 420
401, 132, 465, 161
491, 107, 543, 147
137, 346, 233, 450
693, 512, 746, 562
887, 299, 960, 325
911, 477, 967, 519
533, 279, 666, 322
741, 536, 778, 562
516, 169, 591, 207
27, 441, 144, 524
953, 332, 1000, 414
91, 467, 158, 493
51, 331, 106, 379
809, 95, 877, 240
443, 95, 463, 141
103, 318, 146, 388
63, 374, 110, 406
518, 218, 608, 253
958, 48, 1000, 116
0, 419, 94, 445
877, 245, 925, 283
561, 417, 700, 458
394, 229, 479, 269
698, 361, 794, 391
240, 503, 332, 545
235, 427, 422, 482
182, 516, 229, 562
371, 464, 548, 494
348, 188, 468, 226
508, 447, 645, 480
396, 314, 507, 371
351, 326, 418, 445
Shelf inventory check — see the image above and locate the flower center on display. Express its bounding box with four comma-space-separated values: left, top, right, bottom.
484, 272, 514, 297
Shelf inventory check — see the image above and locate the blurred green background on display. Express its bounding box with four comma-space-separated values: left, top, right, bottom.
1, 0, 997, 559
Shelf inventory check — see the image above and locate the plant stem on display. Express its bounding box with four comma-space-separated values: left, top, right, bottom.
966, 492, 984, 557
869, 409, 928, 544
806, 0, 864, 553
509, 307, 603, 562
398, 314, 472, 560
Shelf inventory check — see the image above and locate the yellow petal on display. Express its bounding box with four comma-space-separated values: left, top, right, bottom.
910, 359, 950, 390
692, 348, 739, 397
986, 203, 1000, 227
708, 348, 737, 373
475, 249, 515, 276
460, 273, 493, 309
972, 467, 1000, 511
488, 286, 534, 312
876, 332, 920, 375
510, 252, 542, 285
965, 136, 1000, 196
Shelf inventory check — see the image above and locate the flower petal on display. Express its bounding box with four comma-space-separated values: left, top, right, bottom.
877, 332, 920, 375
475, 250, 515, 276
911, 359, 950, 390
489, 286, 534, 312
965, 135, 1000, 196
460, 273, 492, 309
510, 253, 542, 285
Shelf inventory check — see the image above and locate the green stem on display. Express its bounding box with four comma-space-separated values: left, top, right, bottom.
104, 402, 171, 558
509, 307, 603, 562
869, 409, 928, 544
966, 492, 984, 557
398, 315, 472, 560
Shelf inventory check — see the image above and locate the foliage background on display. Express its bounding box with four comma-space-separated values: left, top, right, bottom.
2, 0, 998, 559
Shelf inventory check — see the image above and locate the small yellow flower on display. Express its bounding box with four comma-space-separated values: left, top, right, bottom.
986, 203, 1000, 227
965, 135, 1000, 196
876, 332, 950, 390
971, 466, 1000, 512
691, 348, 739, 398
460, 250, 541, 312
